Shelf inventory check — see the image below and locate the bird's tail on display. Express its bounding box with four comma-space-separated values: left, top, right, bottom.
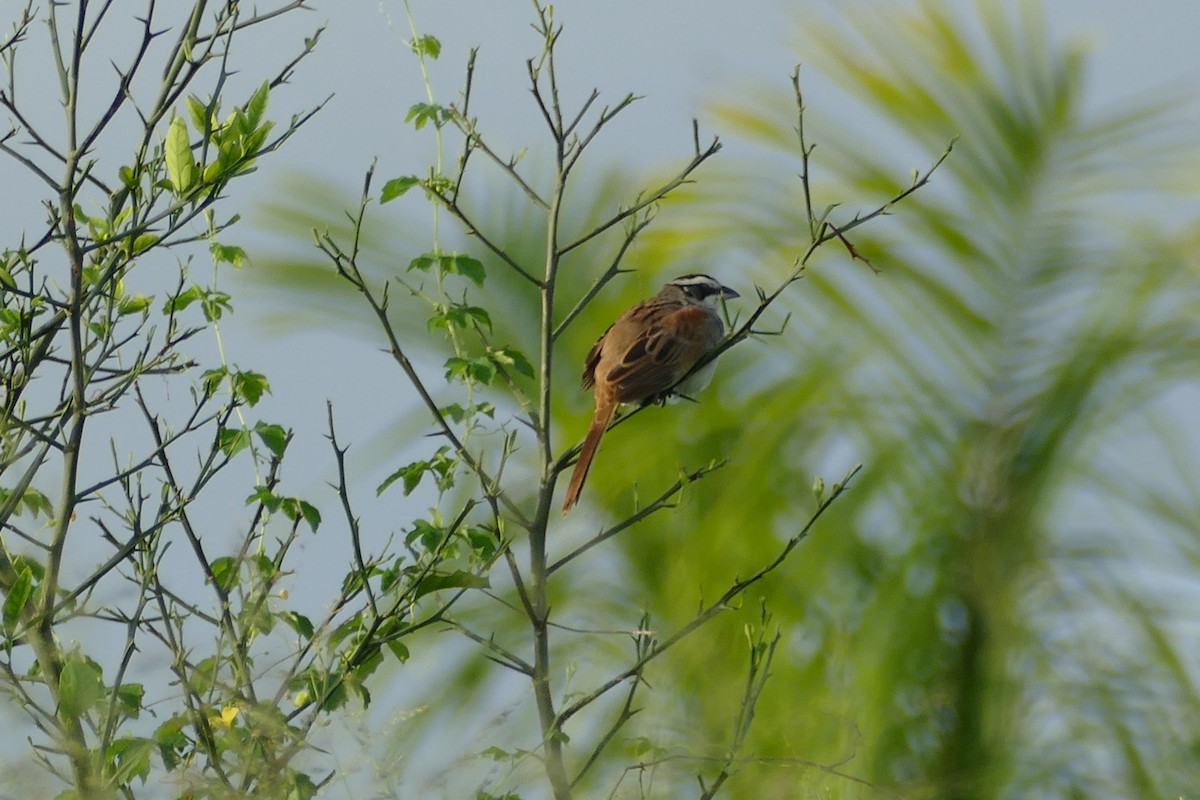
561, 401, 616, 515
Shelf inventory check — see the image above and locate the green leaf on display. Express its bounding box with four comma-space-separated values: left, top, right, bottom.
242, 120, 273, 155
165, 115, 196, 194
380, 176, 420, 203
210, 241, 248, 268
428, 303, 492, 334
202, 158, 224, 184
244, 80, 270, 129
212, 138, 244, 175
80, 264, 102, 286
429, 446, 455, 482
2, 566, 33, 630
408, 252, 438, 273
115, 683, 144, 719
106, 736, 154, 785
412, 570, 489, 600
200, 289, 232, 321
247, 485, 320, 532
234, 370, 270, 405
117, 294, 152, 316
466, 526, 499, 561
405, 251, 485, 285
297, 500, 321, 532
327, 613, 364, 650
118, 165, 138, 189
186, 95, 213, 135
410, 34, 441, 59
8, 555, 45, 583
405, 102, 451, 130
306, 668, 349, 712
405, 518, 447, 550
279, 497, 311, 528
282, 611, 315, 640
438, 402, 495, 423
163, 284, 203, 315
246, 485, 282, 513
378, 460, 429, 496
153, 715, 189, 771
289, 772, 319, 800
489, 346, 535, 379
210, 556, 239, 592
129, 234, 158, 255
444, 356, 497, 385
439, 403, 468, 423
201, 367, 227, 396
59, 655, 105, 717
21, 489, 52, 518
254, 422, 289, 457
190, 657, 218, 695
253, 553, 275, 582
229, 107, 252, 138
386, 640, 410, 663
449, 253, 485, 285
218, 427, 252, 457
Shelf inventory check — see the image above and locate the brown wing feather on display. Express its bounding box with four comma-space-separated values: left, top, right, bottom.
580, 324, 612, 390
605, 305, 716, 402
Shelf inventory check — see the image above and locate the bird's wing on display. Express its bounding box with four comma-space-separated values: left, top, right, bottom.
580, 324, 612, 390
603, 305, 717, 402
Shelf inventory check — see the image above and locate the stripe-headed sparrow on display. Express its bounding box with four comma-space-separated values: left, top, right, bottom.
561, 274, 740, 514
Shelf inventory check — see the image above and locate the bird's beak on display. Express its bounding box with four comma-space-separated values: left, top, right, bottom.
720, 285, 740, 299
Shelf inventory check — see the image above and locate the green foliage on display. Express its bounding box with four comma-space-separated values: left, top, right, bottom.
0, 488, 52, 519
378, 446, 456, 496
429, 301, 492, 334
165, 115, 197, 193
379, 175, 420, 201
202, 366, 271, 406
105, 736, 154, 785
381, 174, 457, 202
406, 101, 455, 130
58, 654, 106, 718
410, 33, 442, 59
246, 484, 322, 532
0, 2, 381, 798
408, 250, 487, 285
173, 80, 276, 194
1, 566, 33, 632
622, 2, 1200, 798
163, 283, 233, 321
254, 421, 290, 457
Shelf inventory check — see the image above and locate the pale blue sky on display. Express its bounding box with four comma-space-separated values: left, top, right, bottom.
272, 1, 1200, 185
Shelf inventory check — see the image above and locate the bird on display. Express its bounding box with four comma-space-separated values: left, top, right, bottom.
561, 273, 740, 514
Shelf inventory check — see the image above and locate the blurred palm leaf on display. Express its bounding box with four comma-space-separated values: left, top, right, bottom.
612, 1, 1200, 797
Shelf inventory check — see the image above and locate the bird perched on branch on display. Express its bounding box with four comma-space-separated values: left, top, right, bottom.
561, 274, 740, 514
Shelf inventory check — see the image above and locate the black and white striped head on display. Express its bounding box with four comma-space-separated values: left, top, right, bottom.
666, 274, 740, 307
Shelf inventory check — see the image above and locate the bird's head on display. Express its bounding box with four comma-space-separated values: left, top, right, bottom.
666, 273, 740, 308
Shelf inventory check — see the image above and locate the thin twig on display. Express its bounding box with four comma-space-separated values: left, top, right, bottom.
558, 465, 863, 726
